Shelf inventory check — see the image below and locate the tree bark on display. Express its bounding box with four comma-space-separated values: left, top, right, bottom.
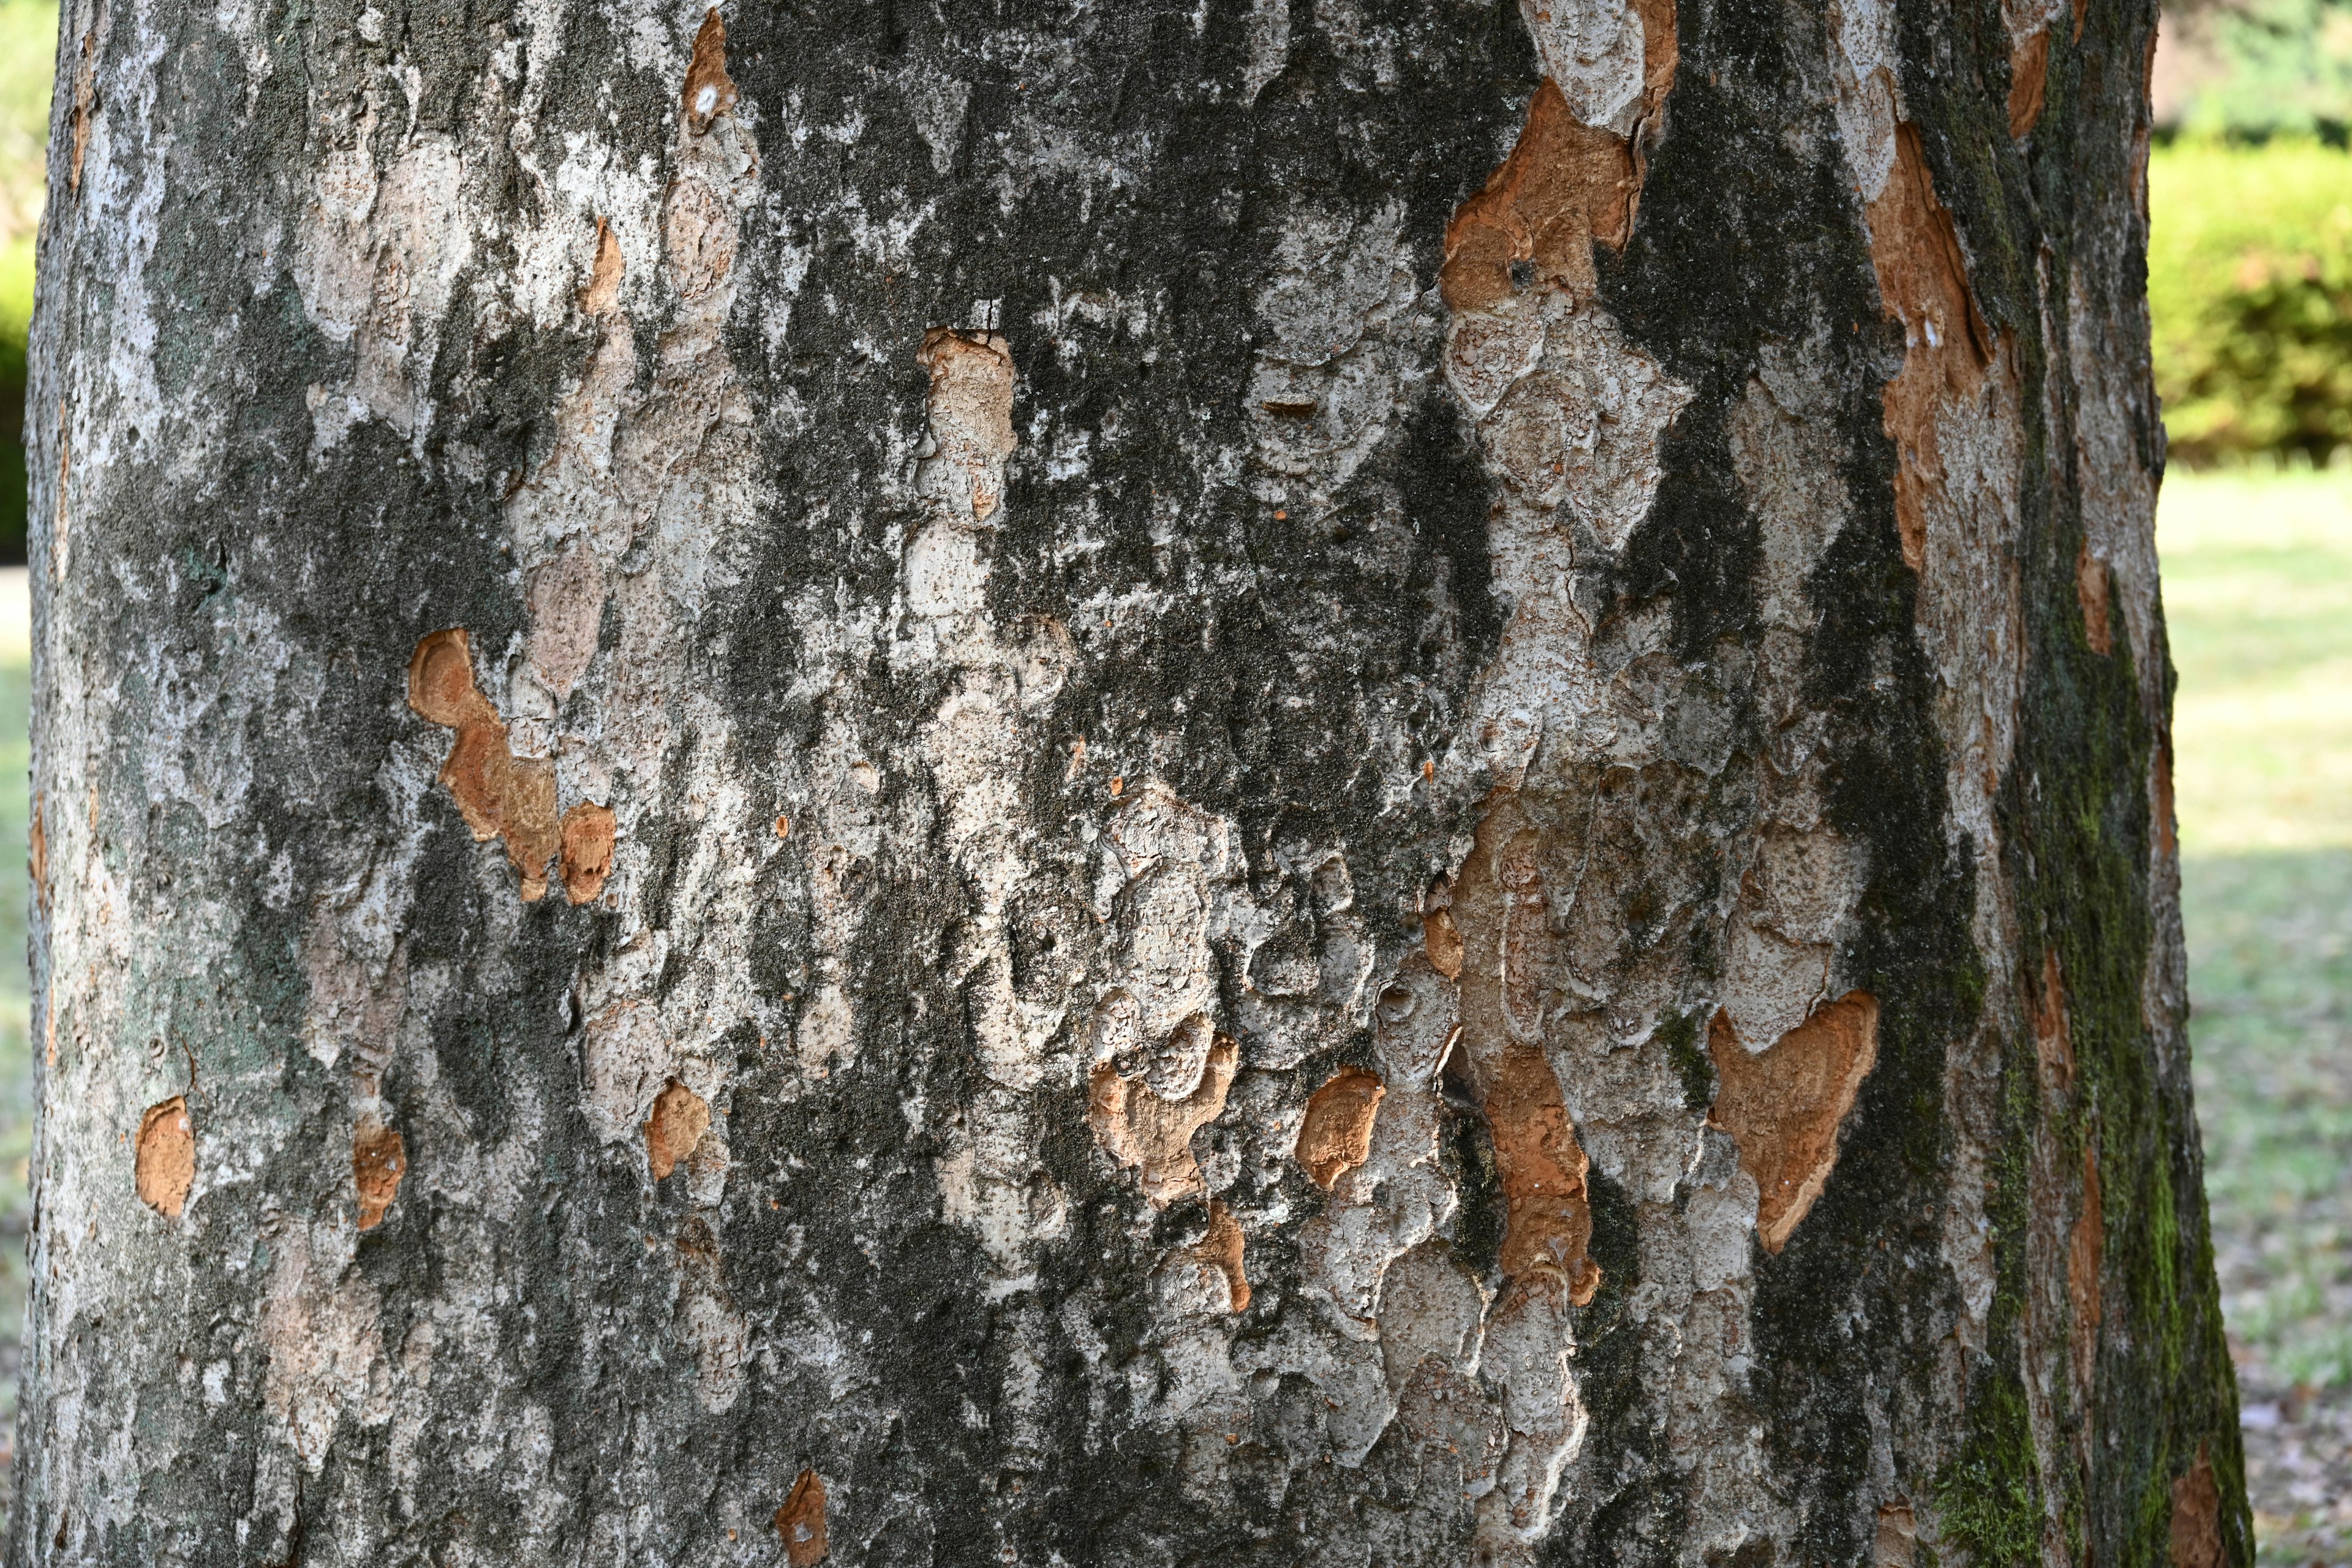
17, 0, 2245, 1559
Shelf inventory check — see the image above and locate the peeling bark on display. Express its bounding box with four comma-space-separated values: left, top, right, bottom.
20, 0, 2242, 1559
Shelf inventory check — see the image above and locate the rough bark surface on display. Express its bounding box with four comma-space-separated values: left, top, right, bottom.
18, 0, 2242, 1559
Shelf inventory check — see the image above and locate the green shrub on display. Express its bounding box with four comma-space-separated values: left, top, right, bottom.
2150, 138, 2352, 467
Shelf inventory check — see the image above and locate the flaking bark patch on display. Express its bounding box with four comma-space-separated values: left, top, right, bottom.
2078, 540, 2114, 655
560, 802, 616, 905
2008, 29, 2051, 138
1441, 81, 1637, 312
578, 216, 623, 317
643, 1079, 711, 1181
135, 1095, 193, 1218
1089, 1035, 1237, 1207
2172, 1447, 2225, 1568
1706, 993, 1880, 1253
352, 1120, 405, 1231
2035, 948, 2076, 1092
681, 9, 739, 136
1866, 126, 1996, 571
1875, 1501, 1919, 1567
1191, 1198, 1251, 1312
1487, 1043, 1600, 1304
408, 629, 560, 900
915, 328, 1016, 525
1295, 1066, 1386, 1189
525, 543, 606, 701
2070, 1142, 2104, 1391
1423, 909, 1463, 980
776, 1469, 827, 1566
68, 29, 92, 194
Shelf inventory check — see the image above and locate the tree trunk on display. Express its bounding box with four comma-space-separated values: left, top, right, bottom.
17, 0, 2244, 1558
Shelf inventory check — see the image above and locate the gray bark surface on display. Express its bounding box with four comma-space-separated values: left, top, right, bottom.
17, 0, 2244, 1560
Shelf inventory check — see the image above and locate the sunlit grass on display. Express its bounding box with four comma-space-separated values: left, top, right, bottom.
2162, 469, 2352, 852
2164, 470, 2352, 1419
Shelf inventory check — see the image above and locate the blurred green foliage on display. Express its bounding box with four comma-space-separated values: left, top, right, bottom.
0, 0, 53, 566
2150, 138, 2352, 468
2171, 0, 2352, 138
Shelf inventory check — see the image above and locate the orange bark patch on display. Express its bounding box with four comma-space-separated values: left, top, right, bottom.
579, 216, 623, 315
28, 790, 44, 918
2077, 541, 2113, 655
1423, 906, 1464, 979
135, 1095, 194, 1218
1090, 1034, 1237, 1207
69, 31, 92, 194
1875, 1501, 1919, 1568
681, 8, 739, 135
643, 1078, 712, 1180
2154, 737, 2177, 860
1441, 81, 1637, 313
2079, 1147, 2117, 1392
1487, 1043, 1601, 1303
2034, 948, 2075, 1094
1441, 0, 1675, 313
1191, 1197, 1251, 1312
2008, 29, 2051, 138
2170, 1448, 2224, 1568
776, 1469, 828, 1566
1634, 0, 1681, 118
1708, 992, 1880, 1252
353, 1120, 406, 1231
560, 802, 616, 905
916, 328, 1017, 522
1295, 1066, 1386, 1189
1865, 126, 1994, 571
409, 629, 561, 900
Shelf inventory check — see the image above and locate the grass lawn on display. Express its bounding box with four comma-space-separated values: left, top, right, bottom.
2164, 469, 2352, 1565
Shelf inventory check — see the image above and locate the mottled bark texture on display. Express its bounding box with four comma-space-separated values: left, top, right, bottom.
18, 0, 2242, 1557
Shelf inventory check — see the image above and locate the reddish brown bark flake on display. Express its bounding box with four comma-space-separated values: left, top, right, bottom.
2008, 29, 2052, 138
1864, 127, 1995, 572
1708, 993, 1880, 1253
643, 1079, 712, 1182
1090, 1035, 1237, 1207
681, 8, 738, 135
2078, 541, 2114, 655
1487, 1044, 1602, 1305
560, 802, 616, 905
1295, 1066, 1385, 1190
353, 1120, 407, 1231
579, 215, 623, 315
1192, 1198, 1251, 1313
776, 1469, 827, 1566
2170, 1448, 2224, 1568
135, 1096, 194, 1219
408, 628, 562, 900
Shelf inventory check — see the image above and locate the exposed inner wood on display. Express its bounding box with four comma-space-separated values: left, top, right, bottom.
134, 1095, 194, 1219
408, 628, 562, 900
353, 1120, 406, 1231
1089, 1035, 1237, 1207
775, 1468, 827, 1567
1865, 125, 1995, 571
643, 1079, 712, 1182
1707, 993, 1880, 1253
1488, 1041, 1602, 1305
1295, 1066, 1386, 1189
2008, 29, 2051, 138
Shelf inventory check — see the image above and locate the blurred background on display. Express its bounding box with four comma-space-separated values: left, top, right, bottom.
0, 0, 2343, 1553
